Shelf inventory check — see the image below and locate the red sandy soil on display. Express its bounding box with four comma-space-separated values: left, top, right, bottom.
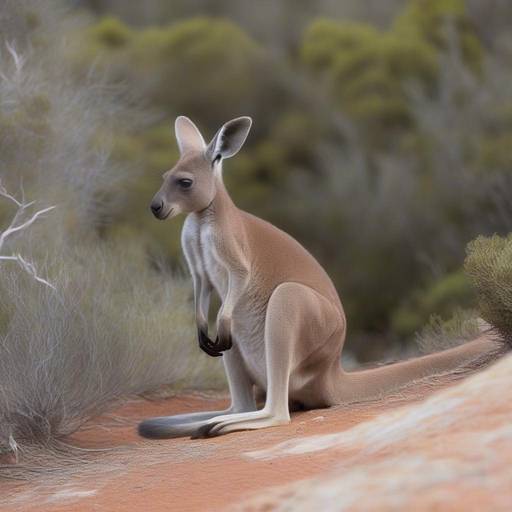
1, 391, 424, 512
3, 354, 512, 512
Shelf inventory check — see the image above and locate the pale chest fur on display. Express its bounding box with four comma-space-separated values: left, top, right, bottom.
182, 214, 228, 299
198, 222, 228, 299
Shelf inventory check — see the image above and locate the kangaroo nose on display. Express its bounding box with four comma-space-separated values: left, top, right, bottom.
150, 200, 163, 216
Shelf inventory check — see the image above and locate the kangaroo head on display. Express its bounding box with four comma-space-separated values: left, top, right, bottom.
150, 116, 252, 219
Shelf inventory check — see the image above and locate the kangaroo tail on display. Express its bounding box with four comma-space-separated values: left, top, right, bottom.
331, 332, 508, 405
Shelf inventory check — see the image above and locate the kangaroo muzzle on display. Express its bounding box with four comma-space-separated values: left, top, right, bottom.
150, 194, 174, 220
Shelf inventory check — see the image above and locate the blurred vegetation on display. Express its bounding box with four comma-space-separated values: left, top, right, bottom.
392, 270, 475, 338
301, 19, 437, 138
2, 0, 512, 373
465, 235, 512, 340
415, 308, 480, 354
63, 0, 512, 361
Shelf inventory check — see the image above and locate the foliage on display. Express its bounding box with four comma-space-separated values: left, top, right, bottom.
393, 0, 482, 71
415, 308, 480, 354
465, 235, 512, 339
392, 271, 475, 338
301, 19, 437, 136
84, 16, 264, 125
0, 240, 223, 452
301, 0, 483, 146
89, 16, 133, 47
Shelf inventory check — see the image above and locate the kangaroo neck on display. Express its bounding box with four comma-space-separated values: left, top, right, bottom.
196, 174, 238, 225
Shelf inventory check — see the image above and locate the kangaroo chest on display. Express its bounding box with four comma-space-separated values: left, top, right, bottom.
198, 222, 229, 300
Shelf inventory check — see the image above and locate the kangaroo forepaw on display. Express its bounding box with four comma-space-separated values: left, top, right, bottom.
198, 328, 223, 357
214, 333, 232, 352
215, 318, 233, 352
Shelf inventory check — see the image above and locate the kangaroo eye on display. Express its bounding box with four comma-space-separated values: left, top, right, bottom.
177, 178, 193, 189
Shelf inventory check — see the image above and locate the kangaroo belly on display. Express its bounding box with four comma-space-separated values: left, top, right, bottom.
205, 260, 227, 300
200, 225, 228, 299
231, 290, 268, 389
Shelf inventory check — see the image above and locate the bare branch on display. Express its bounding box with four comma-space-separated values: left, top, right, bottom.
0, 180, 23, 208
0, 255, 56, 289
0, 205, 55, 251
0, 182, 56, 289
16, 255, 57, 290
5, 41, 25, 73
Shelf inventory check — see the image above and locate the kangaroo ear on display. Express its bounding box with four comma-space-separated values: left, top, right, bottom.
175, 116, 206, 155
206, 117, 252, 163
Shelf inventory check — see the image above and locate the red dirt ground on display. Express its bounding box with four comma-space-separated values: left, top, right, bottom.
3, 353, 512, 511
1, 391, 422, 512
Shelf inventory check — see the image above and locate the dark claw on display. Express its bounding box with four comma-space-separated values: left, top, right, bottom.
198, 326, 233, 357
198, 328, 223, 357
191, 422, 219, 439
215, 318, 233, 352
214, 333, 233, 352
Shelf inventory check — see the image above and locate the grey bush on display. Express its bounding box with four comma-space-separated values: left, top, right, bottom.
0, 0, 224, 463
0, 240, 223, 454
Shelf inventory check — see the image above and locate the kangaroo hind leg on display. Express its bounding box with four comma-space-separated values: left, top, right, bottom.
138, 344, 256, 439
194, 282, 335, 438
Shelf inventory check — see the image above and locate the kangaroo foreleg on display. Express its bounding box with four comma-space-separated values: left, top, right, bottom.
215, 267, 249, 352
182, 224, 225, 357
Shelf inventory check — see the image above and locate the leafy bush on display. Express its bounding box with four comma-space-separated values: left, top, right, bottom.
301, 19, 437, 135
84, 16, 264, 125
301, 0, 482, 146
89, 16, 133, 47
393, 0, 482, 71
392, 271, 475, 338
465, 234, 512, 339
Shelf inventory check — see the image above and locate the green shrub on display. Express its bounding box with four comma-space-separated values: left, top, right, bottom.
465, 235, 512, 338
301, 0, 483, 144
392, 270, 475, 338
84, 17, 263, 124
89, 16, 133, 48
478, 133, 512, 172
301, 19, 437, 137
393, 0, 482, 72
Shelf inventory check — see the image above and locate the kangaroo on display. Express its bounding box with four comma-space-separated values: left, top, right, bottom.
139, 116, 505, 439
